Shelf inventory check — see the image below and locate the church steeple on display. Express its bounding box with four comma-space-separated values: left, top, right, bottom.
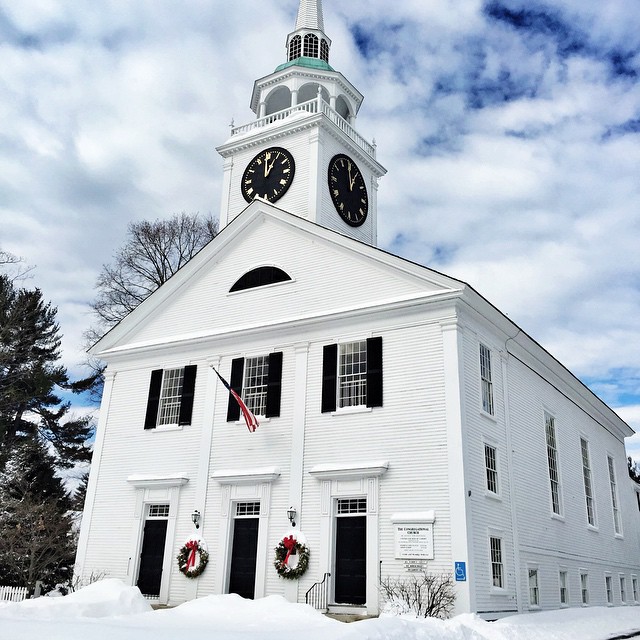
216, 0, 386, 245
295, 0, 325, 31
286, 0, 331, 66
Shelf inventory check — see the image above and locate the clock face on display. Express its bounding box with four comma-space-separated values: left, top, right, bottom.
241, 147, 295, 204
328, 154, 368, 227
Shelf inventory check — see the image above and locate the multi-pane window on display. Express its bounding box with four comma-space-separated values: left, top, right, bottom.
581, 572, 589, 605
243, 356, 269, 416
226, 353, 282, 422
485, 444, 499, 494
608, 456, 621, 535
157, 368, 185, 425
303, 33, 319, 57
528, 568, 540, 606
147, 504, 170, 518
320, 38, 329, 62
580, 438, 596, 526
559, 570, 569, 605
606, 575, 613, 604
236, 502, 260, 517
620, 575, 627, 603
337, 498, 367, 515
479, 344, 494, 415
322, 338, 382, 413
632, 576, 638, 602
289, 35, 301, 60
339, 341, 368, 408
144, 365, 197, 429
545, 413, 562, 515
490, 536, 504, 588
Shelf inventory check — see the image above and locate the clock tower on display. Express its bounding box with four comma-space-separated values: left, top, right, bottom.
216, 0, 386, 246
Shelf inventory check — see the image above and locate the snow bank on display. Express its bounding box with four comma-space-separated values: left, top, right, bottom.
1, 579, 640, 640
0, 578, 152, 619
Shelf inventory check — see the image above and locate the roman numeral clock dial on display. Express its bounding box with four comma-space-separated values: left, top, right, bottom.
241, 147, 295, 204
328, 154, 369, 227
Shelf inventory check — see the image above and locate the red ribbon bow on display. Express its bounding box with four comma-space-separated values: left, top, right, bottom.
283, 535, 297, 566
185, 540, 199, 570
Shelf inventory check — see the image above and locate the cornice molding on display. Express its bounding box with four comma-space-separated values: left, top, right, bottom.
211, 466, 281, 485
309, 460, 389, 480
126, 474, 189, 488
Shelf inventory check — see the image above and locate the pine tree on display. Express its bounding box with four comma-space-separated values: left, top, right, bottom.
0, 440, 76, 589
0, 274, 95, 469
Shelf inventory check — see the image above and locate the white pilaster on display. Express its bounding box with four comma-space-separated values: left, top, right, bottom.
306, 129, 322, 222
219, 156, 234, 229
284, 342, 310, 603
185, 358, 220, 600
440, 318, 474, 614
74, 369, 117, 579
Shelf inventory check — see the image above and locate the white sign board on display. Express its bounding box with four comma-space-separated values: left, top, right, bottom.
394, 523, 434, 560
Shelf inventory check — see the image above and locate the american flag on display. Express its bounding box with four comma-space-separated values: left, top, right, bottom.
213, 368, 259, 433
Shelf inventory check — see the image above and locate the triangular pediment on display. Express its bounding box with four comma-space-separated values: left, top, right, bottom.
92, 201, 465, 357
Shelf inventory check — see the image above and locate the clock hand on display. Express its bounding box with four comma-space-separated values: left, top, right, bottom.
264, 153, 278, 177
347, 162, 353, 191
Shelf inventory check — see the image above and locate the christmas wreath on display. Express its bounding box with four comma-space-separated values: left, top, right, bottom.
177, 538, 209, 578
274, 534, 309, 579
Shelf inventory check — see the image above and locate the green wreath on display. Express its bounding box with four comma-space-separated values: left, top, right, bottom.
274, 535, 309, 580
177, 539, 209, 578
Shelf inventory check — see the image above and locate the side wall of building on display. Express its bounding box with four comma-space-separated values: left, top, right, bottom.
460, 311, 640, 616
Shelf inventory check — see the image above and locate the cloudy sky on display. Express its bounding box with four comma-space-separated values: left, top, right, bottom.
2, 0, 640, 454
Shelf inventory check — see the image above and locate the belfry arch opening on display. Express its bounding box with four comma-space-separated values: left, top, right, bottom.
298, 82, 330, 105
265, 86, 292, 116
335, 95, 351, 121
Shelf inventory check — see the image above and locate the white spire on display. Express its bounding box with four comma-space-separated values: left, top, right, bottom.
295, 0, 325, 32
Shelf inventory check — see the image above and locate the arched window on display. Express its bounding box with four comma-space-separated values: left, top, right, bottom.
320, 39, 329, 62
230, 266, 292, 292
289, 35, 301, 61
303, 33, 319, 58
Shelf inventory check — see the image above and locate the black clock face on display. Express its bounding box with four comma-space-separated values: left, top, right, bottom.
241, 147, 295, 204
328, 154, 368, 227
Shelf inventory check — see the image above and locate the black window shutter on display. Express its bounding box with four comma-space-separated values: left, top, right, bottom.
226, 358, 244, 422
144, 369, 164, 429
178, 365, 197, 426
265, 351, 283, 418
366, 336, 383, 408
321, 344, 338, 413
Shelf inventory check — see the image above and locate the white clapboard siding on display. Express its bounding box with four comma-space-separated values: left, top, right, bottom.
125, 217, 452, 349
79, 204, 639, 613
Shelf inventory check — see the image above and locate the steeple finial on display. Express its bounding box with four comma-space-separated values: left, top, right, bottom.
295, 0, 325, 32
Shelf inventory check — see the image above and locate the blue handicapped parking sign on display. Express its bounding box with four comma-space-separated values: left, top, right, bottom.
454, 561, 467, 582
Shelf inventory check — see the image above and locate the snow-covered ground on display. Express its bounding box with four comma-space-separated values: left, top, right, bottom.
1, 579, 640, 640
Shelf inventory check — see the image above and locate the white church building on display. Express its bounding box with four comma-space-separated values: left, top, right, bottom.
76, 0, 640, 618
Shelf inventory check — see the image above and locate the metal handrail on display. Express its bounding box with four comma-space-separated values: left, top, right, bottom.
305, 572, 331, 611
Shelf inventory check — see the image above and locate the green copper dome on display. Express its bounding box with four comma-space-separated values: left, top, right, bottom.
275, 56, 334, 73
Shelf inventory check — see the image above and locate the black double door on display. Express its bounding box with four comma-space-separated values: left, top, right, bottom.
334, 516, 367, 605
137, 519, 168, 597
229, 518, 259, 599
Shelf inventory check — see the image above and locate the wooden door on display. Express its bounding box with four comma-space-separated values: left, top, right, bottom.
228, 518, 259, 599
137, 519, 167, 597
334, 516, 366, 605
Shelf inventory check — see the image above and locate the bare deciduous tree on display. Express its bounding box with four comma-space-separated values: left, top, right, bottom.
91, 212, 218, 329
0, 249, 32, 281
380, 570, 456, 619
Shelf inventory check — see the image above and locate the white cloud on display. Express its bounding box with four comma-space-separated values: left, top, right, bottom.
1, 0, 639, 420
